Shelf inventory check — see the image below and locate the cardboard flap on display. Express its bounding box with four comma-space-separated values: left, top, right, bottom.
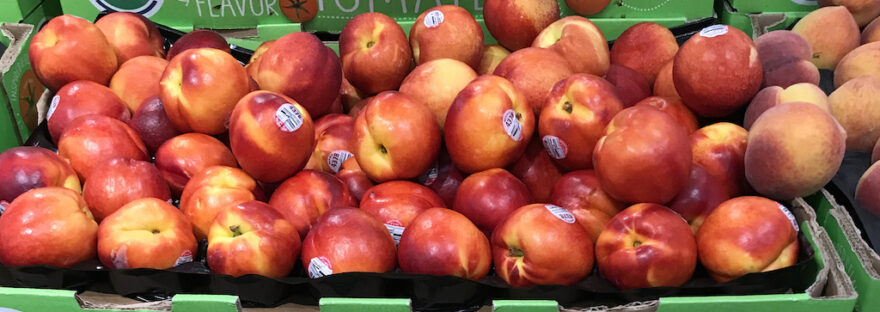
76, 291, 172, 311
792, 196, 858, 300
829, 202, 880, 279
748, 13, 786, 38
34, 88, 50, 132
0, 23, 33, 74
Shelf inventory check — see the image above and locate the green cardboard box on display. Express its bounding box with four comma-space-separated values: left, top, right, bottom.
0, 193, 857, 312
60, 0, 715, 50
719, 0, 810, 39
0, 1, 60, 152
811, 189, 880, 312
729, 0, 818, 14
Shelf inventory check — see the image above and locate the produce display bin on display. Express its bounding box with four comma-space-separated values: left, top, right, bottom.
808, 189, 880, 312
0, 0, 60, 152
0, 190, 857, 311
58, 0, 715, 50
718, 0, 812, 38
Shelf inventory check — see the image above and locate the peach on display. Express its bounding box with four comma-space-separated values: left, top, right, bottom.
83, 158, 171, 222
492, 204, 593, 287
567, 0, 610, 15
697, 196, 800, 282
610, 22, 679, 84
478, 45, 510, 75
754, 31, 819, 88
417, 150, 465, 208
301, 207, 396, 277
445, 75, 535, 173
29, 15, 117, 92
792, 6, 860, 69
154, 133, 238, 194
399, 59, 478, 128
863, 17, 880, 43
256, 32, 342, 118
532, 16, 609, 76
160, 48, 250, 134
745, 102, 845, 200
359, 180, 445, 242
0, 147, 80, 203
165, 30, 230, 60
743, 83, 831, 130
340, 12, 412, 95
410, 5, 484, 69
229, 91, 315, 183
634, 96, 699, 134
453, 168, 532, 235
354, 91, 441, 182
549, 170, 624, 242
179, 166, 264, 240
57, 115, 148, 180
268, 170, 357, 238
538, 74, 624, 170
398, 208, 491, 280
110, 56, 168, 112
596, 203, 697, 289
668, 164, 730, 233
819, 0, 880, 27
128, 96, 180, 153
309, 115, 355, 174
95, 12, 165, 63
98, 198, 197, 270
509, 138, 565, 203
857, 160, 880, 216
673, 25, 762, 117
0, 187, 97, 267
605, 64, 651, 107
691, 122, 751, 198
829, 75, 880, 151
653, 61, 679, 98
484, 0, 560, 51
834, 41, 880, 88
47, 80, 130, 143
593, 106, 692, 204
207, 201, 300, 278
494, 48, 575, 116
245, 40, 274, 80
336, 156, 374, 202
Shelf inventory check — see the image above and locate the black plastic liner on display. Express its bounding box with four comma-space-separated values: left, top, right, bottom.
0, 234, 815, 311
6, 12, 820, 311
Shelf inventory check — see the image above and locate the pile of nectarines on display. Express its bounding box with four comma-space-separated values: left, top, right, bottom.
5, 1, 872, 296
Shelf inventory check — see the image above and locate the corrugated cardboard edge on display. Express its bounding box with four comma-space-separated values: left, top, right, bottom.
76, 291, 173, 311
792, 196, 857, 300
824, 189, 880, 279
0, 23, 32, 74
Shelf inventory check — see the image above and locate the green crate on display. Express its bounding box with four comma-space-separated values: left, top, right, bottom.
0, 192, 856, 312
718, 0, 809, 39
59, 0, 715, 50
729, 0, 818, 14
811, 189, 880, 312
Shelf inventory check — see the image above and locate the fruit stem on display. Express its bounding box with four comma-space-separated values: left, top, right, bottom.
230, 225, 243, 237
366, 41, 376, 48
633, 240, 642, 248
379, 144, 388, 154
151, 229, 160, 234
509, 247, 524, 258
563, 101, 573, 114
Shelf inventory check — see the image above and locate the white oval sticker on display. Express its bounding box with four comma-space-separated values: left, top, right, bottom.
699, 24, 729, 38
424, 10, 444, 28
308, 256, 333, 278
384, 220, 405, 245
327, 150, 354, 173
274, 103, 304, 133
47, 95, 60, 121
545, 204, 576, 224
542, 135, 568, 160
502, 109, 523, 141
777, 203, 800, 232
790, 0, 817, 5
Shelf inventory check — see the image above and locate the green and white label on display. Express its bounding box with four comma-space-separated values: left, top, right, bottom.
90, 0, 165, 17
